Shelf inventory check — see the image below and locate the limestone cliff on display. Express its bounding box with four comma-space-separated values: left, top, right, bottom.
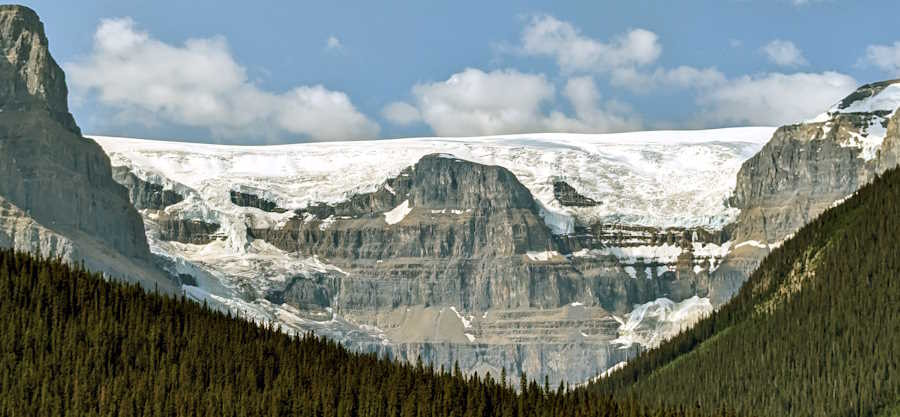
710, 80, 900, 302
0, 5, 173, 290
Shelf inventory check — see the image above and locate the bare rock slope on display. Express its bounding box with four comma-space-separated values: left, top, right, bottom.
0, 5, 173, 290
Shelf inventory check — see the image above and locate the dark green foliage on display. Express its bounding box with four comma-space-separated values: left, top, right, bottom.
4, 169, 897, 417
590, 168, 900, 416
0, 249, 704, 417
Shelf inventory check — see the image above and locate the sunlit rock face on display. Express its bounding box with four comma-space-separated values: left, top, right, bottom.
0, 5, 172, 290
714, 80, 900, 303
95, 127, 772, 385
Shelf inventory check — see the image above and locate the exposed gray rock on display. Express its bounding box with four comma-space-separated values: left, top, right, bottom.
112, 166, 184, 210
729, 121, 869, 243
0, 5, 173, 290
107, 150, 728, 385
711, 80, 900, 303
553, 181, 600, 207
156, 215, 221, 245
230, 190, 286, 213
0, 5, 77, 134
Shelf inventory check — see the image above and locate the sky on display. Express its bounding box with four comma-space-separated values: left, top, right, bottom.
19, 0, 900, 144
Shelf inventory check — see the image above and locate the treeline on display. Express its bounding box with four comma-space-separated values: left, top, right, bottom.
0, 248, 733, 417
588, 168, 900, 416
4, 173, 897, 417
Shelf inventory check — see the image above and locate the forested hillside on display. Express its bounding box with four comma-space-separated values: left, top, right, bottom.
0, 248, 720, 417
2, 163, 898, 417
591, 168, 900, 416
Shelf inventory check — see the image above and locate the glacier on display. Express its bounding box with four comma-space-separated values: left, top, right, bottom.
93, 127, 775, 384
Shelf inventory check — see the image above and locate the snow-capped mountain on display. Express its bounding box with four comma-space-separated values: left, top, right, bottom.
94, 127, 774, 385
730, 79, 900, 247
85, 80, 900, 386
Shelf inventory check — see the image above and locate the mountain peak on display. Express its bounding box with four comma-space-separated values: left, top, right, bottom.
0, 4, 79, 134
825, 79, 900, 116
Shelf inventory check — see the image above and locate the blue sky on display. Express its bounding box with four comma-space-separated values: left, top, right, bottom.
20, 0, 900, 143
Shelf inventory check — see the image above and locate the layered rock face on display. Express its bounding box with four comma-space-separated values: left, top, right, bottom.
0, 6, 172, 290
0, 6, 77, 134
99, 132, 764, 386
732, 80, 900, 243
711, 80, 900, 301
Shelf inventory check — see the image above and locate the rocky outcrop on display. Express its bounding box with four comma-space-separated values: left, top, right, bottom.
553, 181, 600, 207
729, 122, 869, 243
156, 216, 220, 245
0, 6, 78, 134
0, 6, 172, 290
230, 190, 286, 213
112, 166, 184, 210
711, 80, 900, 302
105, 146, 736, 385
731, 80, 900, 244
256, 155, 556, 260
877, 111, 900, 173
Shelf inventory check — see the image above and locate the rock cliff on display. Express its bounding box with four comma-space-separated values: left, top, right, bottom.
0, 5, 173, 290
710, 80, 900, 301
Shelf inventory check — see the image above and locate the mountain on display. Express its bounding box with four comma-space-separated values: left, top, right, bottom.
3, 3, 897, 391
93, 80, 900, 387
0, 5, 173, 290
590, 166, 900, 416
708, 79, 900, 305
94, 128, 774, 385
0, 247, 711, 417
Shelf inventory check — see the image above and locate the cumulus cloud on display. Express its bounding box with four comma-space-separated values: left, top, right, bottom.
761, 40, 808, 67
520, 15, 661, 74
404, 68, 639, 136
696, 71, 857, 126
518, 15, 725, 94
861, 41, 900, 76
66, 18, 378, 143
514, 15, 855, 127
548, 76, 641, 132
381, 101, 422, 125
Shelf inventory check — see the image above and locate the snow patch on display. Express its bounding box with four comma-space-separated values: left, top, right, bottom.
837, 83, 900, 114
384, 200, 412, 225
449, 306, 474, 329
735, 240, 769, 249
612, 296, 713, 349
526, 250, 560, 262
575, 243, 683, 264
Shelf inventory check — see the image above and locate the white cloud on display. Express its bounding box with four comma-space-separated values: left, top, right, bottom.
549, 76, 641, 132
696, 71, 857, 126
518, 15, 724, 94
381, 101, 421, 125
761, 40, 808, 67
861, 41, 900, 76
611, 65, 727, 92
325, 35, 343, 51
520, 15, 661, 73
411, 68, 555, 136
66, 18, 378, 143
407, 68, 639, 136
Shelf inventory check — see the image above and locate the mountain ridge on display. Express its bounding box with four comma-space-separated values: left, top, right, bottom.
590, 166, 900, 416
